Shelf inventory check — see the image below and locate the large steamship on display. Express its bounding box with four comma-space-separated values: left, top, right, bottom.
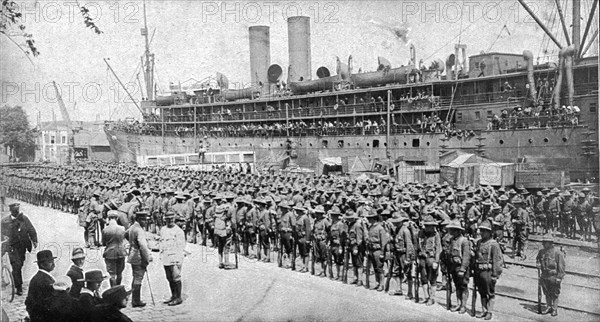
104, 2, 599, 184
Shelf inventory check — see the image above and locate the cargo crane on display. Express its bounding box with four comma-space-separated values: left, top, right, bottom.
52, 81, 77, 164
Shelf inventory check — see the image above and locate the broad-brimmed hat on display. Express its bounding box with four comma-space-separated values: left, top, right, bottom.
446, 221, 464, 230
8, 203, 20, 210
102, 285, 132, 304
541, 234, 554, 243
478, 220, 492, 231
293, 205, 306, 212
35, 250, 57, 263
71, 247, 86, 260
314, 205, 325, 214
53, 276, 73, 291
135, 211, 150, 220
343, 210, 358, 220
164, 212, 175, 220
78, 269, 108, 282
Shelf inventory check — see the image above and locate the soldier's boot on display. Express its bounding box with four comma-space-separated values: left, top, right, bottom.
318, 263, 326, 277
476, 298, 488, 318
485, 298, 494, 320
351, 268, 359, 285
391, 278, 403, 296
427, 284, 436, 306
164, 281, 176, 304
376, 273, 384, 292
169, 281, 183, 306
459, 289, 469, 314
406, 280, 414, 300
551, 298, 558, 316
131, 284, 146, 308
542, 297, 552, 314
301, 257, 309, 273
451, 290, 462, 312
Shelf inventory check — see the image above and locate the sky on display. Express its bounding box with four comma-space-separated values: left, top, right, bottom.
1, 0, 598, 123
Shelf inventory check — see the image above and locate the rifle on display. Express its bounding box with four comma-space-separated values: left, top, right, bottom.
327, 244, 334, 278
342, 244, 349, 283
310, 241, 316, 275
291, 231, 297, 270
413, 259, 419, 302
234, 228, 239, 269
471, 268, 477, 316
202, 207, 207, 246
384, 252, 394, 292
446, 264, 452, 310
537, 266, 542, 314
365, 251, 371, 289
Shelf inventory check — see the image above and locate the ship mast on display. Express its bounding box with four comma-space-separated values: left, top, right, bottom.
142, 0, 154, 101
572, 0, 581, 53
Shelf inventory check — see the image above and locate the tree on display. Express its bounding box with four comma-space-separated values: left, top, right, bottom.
0, 105, 37, 161
1, 0, 102, 59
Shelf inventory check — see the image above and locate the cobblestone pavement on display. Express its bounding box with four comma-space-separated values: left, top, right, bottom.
1, 200, 598, 321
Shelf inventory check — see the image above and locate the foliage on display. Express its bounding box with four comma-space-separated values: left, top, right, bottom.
0, 0, 102, 58
0, 105, 37, 161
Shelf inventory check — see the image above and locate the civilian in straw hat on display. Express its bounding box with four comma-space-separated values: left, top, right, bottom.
536, 233, 565, 316
25, 250, 57, 321
473, 220, 503, 320
48, 276, 79, 322
93, 285, 133, 322
66, 247, 86, 298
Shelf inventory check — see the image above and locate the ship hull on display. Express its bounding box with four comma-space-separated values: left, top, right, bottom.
105, 125, 598, 182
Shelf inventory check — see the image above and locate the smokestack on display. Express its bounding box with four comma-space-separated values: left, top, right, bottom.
287, 16, 311, 82
249, 26, 270, 87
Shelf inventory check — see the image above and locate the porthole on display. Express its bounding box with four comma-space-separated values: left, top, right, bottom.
357, 143, 360, 146
403, 142, 407, 146
528, 138, 533, 144
310, 143, 313, 147
544, 138, 549, 143
384, 142, 387, 147
268, 144, 271, 147
347, 143, 351, 147
367, 143, 370, 147
499, 140, 504, 145
426, 142, 430, 146
280, 143, 283, 147
562, 137, 568, 142
250, 143, 253, 147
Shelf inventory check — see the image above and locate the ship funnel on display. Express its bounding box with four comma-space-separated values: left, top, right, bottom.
268, 64, 283, 83
288, 16, 312, 82
446, 54, 455, 79
249, 26, 271, 87
316, 66, 330, 78
522, 50, 537, 103
377, 57, 392, 71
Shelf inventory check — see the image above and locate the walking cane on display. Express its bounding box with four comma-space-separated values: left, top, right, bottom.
145, 268, 156, 306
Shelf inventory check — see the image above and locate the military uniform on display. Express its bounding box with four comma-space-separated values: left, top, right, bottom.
473, 221, 503, 319
125, 212, 153, 307
366, 213, 389, 291
510, 198, 530, 258
447, 221, 471, 314
417, 221, 441, 305
536, 235, 566, 316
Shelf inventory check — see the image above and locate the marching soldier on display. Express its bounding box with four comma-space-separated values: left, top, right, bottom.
447, 221, 471, 314
510, 197, 530, 259
328, 207, 346, 280
536, 234, 565, 316
278, 200, 296, 268
474, 220, 503, 320
294, 205, 312, 273
312, 205, 331, 276
366, 211, 388, 291
417, 218, 442, 305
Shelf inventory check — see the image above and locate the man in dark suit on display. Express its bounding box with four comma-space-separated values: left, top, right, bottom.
25, 250, 56, 322
1, 203, 38, 295
103, 210, 127, 286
